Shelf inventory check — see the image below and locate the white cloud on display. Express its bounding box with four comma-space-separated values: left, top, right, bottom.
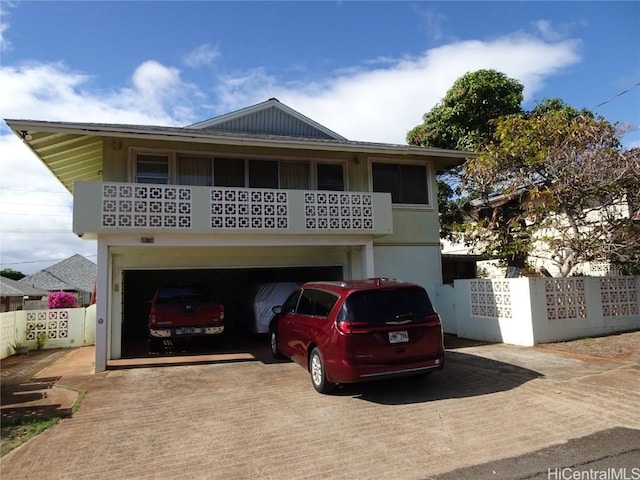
183, 44, 221, 68
0, 32, 582, 272
215, 35, 581, 144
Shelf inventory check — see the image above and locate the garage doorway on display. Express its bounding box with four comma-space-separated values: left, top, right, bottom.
121, 266, 343, 358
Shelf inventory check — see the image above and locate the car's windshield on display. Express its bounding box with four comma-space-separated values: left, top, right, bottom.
155, 286, 215, 304
340, 287, 435, 324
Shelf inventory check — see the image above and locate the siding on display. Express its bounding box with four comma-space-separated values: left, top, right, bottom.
202, 107, 335, 139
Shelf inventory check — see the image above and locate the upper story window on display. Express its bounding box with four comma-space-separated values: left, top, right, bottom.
177, 155, 212, 186
317, 163, 345, 191
136, 154, 169, 184
134, 152, 345, 191
372, 162, 430, 205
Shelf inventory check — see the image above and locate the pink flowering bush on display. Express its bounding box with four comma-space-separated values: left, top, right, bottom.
48, 291, 78, 309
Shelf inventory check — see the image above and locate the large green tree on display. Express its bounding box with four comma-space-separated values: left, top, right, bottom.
407, 69, 524, 151
407, 69, 525, 245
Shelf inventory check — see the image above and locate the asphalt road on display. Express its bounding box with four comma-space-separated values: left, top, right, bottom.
427, 427, 640, 480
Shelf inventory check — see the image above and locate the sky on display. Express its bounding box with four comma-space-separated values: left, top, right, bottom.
0, 1, 638, 274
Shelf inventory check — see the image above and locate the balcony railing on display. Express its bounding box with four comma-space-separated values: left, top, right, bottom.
73, 182, 393, 236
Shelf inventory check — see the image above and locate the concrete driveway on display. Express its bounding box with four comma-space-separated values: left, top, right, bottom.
2, 338, 639, 480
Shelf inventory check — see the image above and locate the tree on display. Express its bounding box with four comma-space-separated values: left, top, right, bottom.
407, 70, 525, 244
0, 269, 26, 280
407, 69, 524, 151
465, 103, 639, 276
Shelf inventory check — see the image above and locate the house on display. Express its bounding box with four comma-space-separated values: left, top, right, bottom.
0, 276, 48, 312
19, 254, 97, 306
6, 98, 472, 371
441, 189, 635, 278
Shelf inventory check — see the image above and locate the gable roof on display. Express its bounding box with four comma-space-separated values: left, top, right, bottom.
5, 99, 475, 193
19, 254, 96, 293
0, 276, 49, 297
187, 98, 347, 140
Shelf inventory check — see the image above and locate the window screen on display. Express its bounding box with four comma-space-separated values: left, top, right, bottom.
372, 163, 429, 204
214, 158, 245, 187
317, 163, 344, 191
249, 160, 279, 189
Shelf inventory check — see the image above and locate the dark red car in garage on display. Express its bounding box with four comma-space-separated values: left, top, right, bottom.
269, 278, 444, 393
148, 284, 224, 352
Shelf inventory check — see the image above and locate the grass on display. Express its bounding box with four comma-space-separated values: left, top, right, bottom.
0, 388, 86, 457
1, 417, 62, 456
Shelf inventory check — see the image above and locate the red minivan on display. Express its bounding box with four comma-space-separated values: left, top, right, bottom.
269, 278, 444, 393
148, 284, 224, 352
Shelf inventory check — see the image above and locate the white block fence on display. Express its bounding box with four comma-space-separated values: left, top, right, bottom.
435, 276, 639, 346
0, 306, 96, 359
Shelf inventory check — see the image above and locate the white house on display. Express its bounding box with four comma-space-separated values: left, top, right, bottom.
6, 99, 472, 371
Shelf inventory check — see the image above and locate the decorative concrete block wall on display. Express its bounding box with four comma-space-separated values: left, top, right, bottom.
448, 276, 639, 346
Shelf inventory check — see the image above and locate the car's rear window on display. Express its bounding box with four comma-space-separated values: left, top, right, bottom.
155, 286, 216, 305
340, 287, 435, 324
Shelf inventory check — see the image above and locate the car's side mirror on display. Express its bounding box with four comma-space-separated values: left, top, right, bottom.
272, 305, 283, 314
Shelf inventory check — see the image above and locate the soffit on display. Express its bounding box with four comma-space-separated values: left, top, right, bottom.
20, 130, 103, 194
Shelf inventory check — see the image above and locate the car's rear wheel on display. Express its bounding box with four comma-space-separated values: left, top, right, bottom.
309, 348, 334, 394
270, 330, 284, 359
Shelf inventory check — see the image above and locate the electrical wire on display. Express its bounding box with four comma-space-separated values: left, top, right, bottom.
592, 81, 640, 109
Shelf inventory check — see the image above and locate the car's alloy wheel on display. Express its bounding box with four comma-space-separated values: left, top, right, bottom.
309, 348, 334, 394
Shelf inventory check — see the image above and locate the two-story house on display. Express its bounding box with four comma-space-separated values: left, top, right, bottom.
6, 98, 470, 371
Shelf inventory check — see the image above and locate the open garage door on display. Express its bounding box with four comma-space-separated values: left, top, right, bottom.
120, 266, 343, 358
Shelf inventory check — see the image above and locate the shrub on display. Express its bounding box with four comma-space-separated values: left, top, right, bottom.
48, 291, 77, 309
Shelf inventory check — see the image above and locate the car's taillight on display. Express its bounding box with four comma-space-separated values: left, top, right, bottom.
149, 308, 156, 326
336, 320, 351, 334
337, 320, 371, 334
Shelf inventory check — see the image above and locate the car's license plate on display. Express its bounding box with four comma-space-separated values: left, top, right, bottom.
389, 330, 409, 344
176, 327, 201, 335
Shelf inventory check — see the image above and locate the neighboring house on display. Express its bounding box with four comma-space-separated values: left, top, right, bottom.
19, 254, 97, 306
441, 190, 634, 278
0, 276, 48, 312
6, 98, 471, 371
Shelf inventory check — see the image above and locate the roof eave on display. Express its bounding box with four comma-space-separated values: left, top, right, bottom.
6, 119, 474, 161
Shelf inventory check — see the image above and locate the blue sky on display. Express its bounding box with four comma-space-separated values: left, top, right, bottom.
1, 1, 639, 273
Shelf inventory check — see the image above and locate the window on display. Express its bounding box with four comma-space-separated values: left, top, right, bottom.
249, 160, 279, 189
282, 290, 301, 314
214, 158, 245, 187
372, 163, 429, 204
134, 151, 346, 192
340, 288, 434, 325
280, 162, 310, 190
317, 163, 344, 191
177, 155, 212, 186
136, 154, 169, 184
296, 289, 338, 317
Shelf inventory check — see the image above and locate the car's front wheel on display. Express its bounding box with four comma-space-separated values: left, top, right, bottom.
270, 330, 284, 359
309, 348, 334, 394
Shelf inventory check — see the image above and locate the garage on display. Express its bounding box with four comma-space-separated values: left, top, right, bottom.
120, 265, 343, 358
